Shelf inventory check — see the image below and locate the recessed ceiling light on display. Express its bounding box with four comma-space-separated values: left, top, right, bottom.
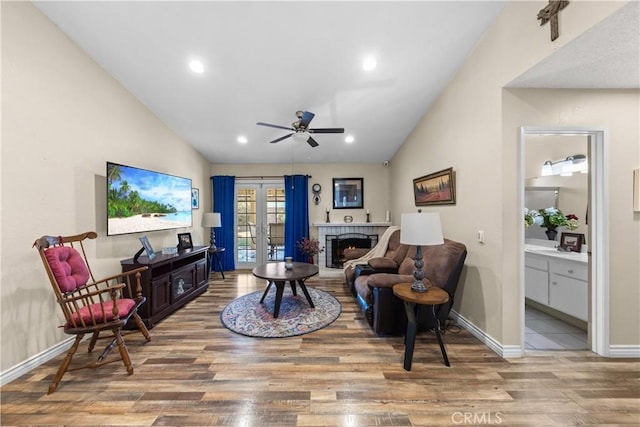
189, 59, 204, 74
345, 135, 355, 143
237, 136, 248, 144
362, 56, 377, 71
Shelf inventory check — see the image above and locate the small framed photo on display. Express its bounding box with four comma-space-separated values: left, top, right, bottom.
177, 232, 193, 250
413, 167, 456, 206
333, 178, 364, 209
560, 232, 583, 253
139, 235, 156, 260
191, 188, 199, 209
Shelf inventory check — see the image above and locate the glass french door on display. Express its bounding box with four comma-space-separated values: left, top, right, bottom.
235, 181, 285, 269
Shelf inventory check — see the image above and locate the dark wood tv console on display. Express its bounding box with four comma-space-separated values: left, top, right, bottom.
121, 246, 208, 329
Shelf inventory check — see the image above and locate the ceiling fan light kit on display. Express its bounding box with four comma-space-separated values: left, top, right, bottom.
257, 110, 344, 148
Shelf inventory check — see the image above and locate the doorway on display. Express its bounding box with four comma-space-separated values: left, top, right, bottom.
235, 180, 286, 269
519, 127, 609, 357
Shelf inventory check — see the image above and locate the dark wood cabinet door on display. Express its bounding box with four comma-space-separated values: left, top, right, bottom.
151, 274, 171, 314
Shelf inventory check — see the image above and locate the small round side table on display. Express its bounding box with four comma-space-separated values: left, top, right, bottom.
207, 247, 225, 279
393, 283, 450, 371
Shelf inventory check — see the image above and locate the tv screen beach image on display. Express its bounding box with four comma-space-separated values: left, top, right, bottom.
107, 162, 192, 235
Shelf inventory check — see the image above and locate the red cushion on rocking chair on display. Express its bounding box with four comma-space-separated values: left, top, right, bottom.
44, 246, 90, 293
68, 298, 136, 327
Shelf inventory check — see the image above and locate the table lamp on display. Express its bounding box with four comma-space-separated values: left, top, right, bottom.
400, 212, 444, 292
202, 212, 221, 249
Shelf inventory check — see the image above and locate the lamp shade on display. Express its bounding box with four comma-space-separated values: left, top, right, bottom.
202, 212, 221, 228
400, 212, 444, 246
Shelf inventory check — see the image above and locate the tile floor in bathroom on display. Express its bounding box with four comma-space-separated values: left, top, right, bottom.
525, 305, 588, 351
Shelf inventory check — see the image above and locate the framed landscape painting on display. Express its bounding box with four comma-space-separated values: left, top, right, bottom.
413, 167, 456, 206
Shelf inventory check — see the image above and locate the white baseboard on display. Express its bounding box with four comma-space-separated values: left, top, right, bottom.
450, 310, 523, 358
450, 311, 640, 359
608, 345, 640, 358
0, 337, 75, 387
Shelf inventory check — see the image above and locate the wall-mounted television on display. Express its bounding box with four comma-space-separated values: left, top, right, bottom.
107, 161, 192, 236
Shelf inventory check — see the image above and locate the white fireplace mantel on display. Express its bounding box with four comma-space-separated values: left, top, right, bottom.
313, 222, 392, 228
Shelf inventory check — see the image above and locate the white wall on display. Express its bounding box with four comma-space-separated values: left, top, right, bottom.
1, 2, 211, 371
389, 1, 636, 348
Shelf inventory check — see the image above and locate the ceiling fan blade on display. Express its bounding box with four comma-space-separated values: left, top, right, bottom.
308, 128, 345, 134
257, 122, 295, 131
306, 136, 319, 148
299, 111, 315, 128
269, 133, 293, 144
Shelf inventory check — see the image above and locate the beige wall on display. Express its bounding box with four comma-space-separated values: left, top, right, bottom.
1, 2, 211, 371
211, 163, 391, 238
389, 0, 636, 347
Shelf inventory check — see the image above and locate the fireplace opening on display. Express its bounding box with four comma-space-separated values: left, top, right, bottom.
325, 233, 378, 268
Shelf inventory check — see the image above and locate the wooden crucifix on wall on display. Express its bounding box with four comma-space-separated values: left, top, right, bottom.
537, 0, 570, 41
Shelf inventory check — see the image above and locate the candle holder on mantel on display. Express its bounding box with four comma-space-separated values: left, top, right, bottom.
366, 212, 371, 223
325, 210, 330, 223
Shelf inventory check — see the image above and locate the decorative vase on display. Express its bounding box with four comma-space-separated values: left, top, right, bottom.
307, 256, 314, 265
284, 257, 293, 270
545, 228, 558, 240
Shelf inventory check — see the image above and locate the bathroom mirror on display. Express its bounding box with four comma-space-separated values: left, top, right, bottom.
525, 186, 559, 240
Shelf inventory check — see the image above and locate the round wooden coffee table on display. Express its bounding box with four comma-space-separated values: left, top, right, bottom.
393, 283, 450, 370
252, 262, 319, 318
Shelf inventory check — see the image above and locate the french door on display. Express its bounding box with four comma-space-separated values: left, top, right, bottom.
235, 181, 285, 269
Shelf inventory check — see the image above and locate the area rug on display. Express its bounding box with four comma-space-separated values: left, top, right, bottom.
220, 286, 342, 338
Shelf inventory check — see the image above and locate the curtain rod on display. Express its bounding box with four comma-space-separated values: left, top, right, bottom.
235, 175, 312, 179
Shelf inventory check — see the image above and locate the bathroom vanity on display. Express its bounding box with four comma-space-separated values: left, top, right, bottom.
524, 242, 588, 321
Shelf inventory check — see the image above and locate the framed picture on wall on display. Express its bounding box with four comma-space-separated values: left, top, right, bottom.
413, 167, 456, 206
191, 188, 199, 209
332, 178, 363, 209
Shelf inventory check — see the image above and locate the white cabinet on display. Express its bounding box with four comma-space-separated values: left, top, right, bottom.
525, 254, 548, 304
524, 252, 588, 321
548, 260, 588, 321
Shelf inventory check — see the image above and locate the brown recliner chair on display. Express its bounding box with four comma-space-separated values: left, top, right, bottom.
353, 239, 467, 335
344, 229, 409, 297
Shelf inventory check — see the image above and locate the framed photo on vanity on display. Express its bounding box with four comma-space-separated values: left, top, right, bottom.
560, 232, 583, 253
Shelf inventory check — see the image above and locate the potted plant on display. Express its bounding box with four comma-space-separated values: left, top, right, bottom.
296, 237, 324, 264
525, 207, 579, 240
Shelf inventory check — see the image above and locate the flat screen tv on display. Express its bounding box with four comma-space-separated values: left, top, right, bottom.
107, 161, 192, 236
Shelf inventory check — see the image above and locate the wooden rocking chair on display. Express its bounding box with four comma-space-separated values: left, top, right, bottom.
33, 231, 151, 394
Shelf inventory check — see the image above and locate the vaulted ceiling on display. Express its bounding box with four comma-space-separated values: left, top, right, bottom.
34, 1, 638, 165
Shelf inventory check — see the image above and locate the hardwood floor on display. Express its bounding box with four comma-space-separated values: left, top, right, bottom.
2, 271, 639, 426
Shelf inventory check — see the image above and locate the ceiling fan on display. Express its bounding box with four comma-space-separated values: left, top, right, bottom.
256, 110, 344, 147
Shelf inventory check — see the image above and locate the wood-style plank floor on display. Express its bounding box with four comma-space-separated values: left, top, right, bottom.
2, 271, 639, 426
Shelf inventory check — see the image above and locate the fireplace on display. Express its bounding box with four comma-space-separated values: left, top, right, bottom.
325, 233, 378, 268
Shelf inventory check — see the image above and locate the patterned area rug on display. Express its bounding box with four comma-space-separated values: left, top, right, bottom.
220, 286, 342, 338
